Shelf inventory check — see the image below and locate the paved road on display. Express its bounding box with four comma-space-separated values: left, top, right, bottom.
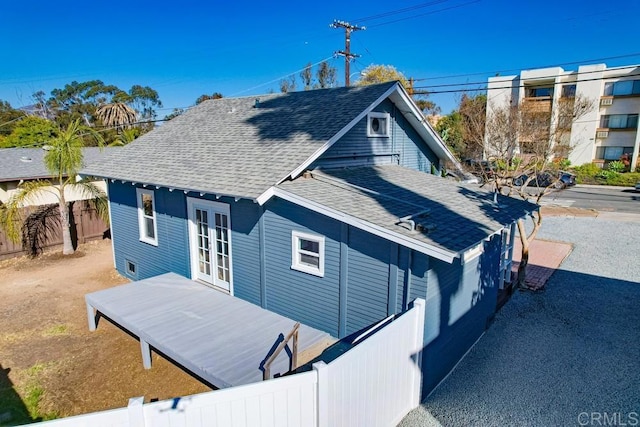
543, 185, 639, 214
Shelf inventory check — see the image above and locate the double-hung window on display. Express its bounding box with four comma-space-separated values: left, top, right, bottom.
291, 231, 324, 277
136, 188, 158, 245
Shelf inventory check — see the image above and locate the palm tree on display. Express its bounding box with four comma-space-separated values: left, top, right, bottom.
0, 120, 108, 255
96, 102, 137, 130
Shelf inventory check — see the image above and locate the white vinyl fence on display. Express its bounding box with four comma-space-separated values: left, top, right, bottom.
37, 299, 425, 427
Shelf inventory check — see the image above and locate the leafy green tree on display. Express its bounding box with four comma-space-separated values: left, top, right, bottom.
0, 100, 24, 137
0, 120, 108, 255
0, 116, 58, 148
435, 111, 464, 158
195, 93, 223, 105
43, 81, 162, 133
316, 61, 337, 88
356, 64, 409, 88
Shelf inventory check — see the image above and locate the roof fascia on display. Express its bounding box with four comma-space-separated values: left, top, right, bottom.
390, 85, 464, 171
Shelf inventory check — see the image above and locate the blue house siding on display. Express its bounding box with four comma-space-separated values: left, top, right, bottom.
311, 98, 440, 173
262, 198, 342, 337
344, 227, 391, 335
108, 181, 190, 280
420, 234, 501, 395
108, 181, 507, 398
224, 199, 262, 306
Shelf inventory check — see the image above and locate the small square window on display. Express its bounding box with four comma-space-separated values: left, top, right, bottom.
291, 231, 325, 277
367, 112, 390, 137
125, 259, 137, 277
136, 188, 158, 246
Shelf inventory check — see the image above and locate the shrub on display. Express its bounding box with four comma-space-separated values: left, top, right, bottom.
607, 161, 626, 173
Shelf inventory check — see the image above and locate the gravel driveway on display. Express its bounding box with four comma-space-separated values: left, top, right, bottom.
400, 216, 640, 426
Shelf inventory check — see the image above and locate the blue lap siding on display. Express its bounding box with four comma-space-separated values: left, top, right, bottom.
109, 181, 503, 396
311, 99, 440, 173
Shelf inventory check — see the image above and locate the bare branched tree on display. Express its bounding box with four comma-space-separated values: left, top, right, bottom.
480, 92, 595, 287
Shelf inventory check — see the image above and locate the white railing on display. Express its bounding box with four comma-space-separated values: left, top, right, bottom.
36, 299, 425, 427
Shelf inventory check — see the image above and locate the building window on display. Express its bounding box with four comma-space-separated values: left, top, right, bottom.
367, 112, 390, 137
525, 86, 553, 98
599, 114, 638, 129
125, 259, 137, 278
604, 80, 640, 96
595, 146, 633, 160
291, 231, 324, 277
136, 188, 158, 245
561, 84, 576, 98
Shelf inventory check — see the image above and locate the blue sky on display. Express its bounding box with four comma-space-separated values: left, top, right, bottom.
1, 0, 639, 116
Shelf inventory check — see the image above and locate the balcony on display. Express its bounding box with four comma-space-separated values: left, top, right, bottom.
523, 97, 552, 113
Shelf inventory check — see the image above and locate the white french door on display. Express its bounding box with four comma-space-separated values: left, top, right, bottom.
187, 198, 232, 292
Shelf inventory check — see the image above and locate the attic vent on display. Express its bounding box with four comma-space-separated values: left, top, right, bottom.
20, 156, 33, 162
397, 209, 432, 232
254, 98, 260, 108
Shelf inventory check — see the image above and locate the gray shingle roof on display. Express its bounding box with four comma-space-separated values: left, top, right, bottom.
0, 147, 111, 182
276, 166, 537, 256
81, 82, 398, 200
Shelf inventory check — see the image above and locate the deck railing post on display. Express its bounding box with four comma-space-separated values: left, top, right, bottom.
262, 322, 300, 380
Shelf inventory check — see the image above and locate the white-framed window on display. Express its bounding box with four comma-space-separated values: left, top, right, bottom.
367, 112, 390, 137
136, 188, 158, 246
291, 231, 325, 277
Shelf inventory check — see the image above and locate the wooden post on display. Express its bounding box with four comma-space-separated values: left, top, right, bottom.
262, 322, 301, 380
140, 340, 152, 369
86, 302, 96, 331
292, 328, 298, 371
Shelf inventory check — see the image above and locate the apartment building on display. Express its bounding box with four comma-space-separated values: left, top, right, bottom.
486, 63, 640, 170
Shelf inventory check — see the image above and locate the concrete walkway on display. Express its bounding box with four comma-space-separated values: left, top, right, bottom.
511, 238, 573, 290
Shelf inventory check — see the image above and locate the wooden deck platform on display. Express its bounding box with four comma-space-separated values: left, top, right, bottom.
85, 273, 332, 388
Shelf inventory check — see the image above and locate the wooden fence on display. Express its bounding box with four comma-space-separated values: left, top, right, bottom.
0, 201, 108, 260
35, 299, 426, 427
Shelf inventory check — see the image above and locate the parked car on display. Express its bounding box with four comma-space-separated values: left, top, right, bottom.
635, 181, 640, 192
513, 171, 576, 189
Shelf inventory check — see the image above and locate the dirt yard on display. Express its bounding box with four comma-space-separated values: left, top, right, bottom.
0, 240, 209, 424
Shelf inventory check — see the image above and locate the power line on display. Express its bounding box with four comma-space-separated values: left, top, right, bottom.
412, 53, 640, 82
366, 0, 481, 28
413, 64, 640, 91
351, 0, 453, 23
229, 56, 335, 97
413, 71, 640, 95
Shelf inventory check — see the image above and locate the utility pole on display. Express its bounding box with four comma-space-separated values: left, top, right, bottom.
330, 20, 365, 86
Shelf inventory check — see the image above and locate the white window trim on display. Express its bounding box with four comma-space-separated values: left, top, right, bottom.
291, 231, 325, 277
367, 112, 391, 138
136, 188, 158, 246
186, 197, 234, 295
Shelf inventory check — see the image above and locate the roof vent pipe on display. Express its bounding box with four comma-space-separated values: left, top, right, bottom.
254, 98, 260, 108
